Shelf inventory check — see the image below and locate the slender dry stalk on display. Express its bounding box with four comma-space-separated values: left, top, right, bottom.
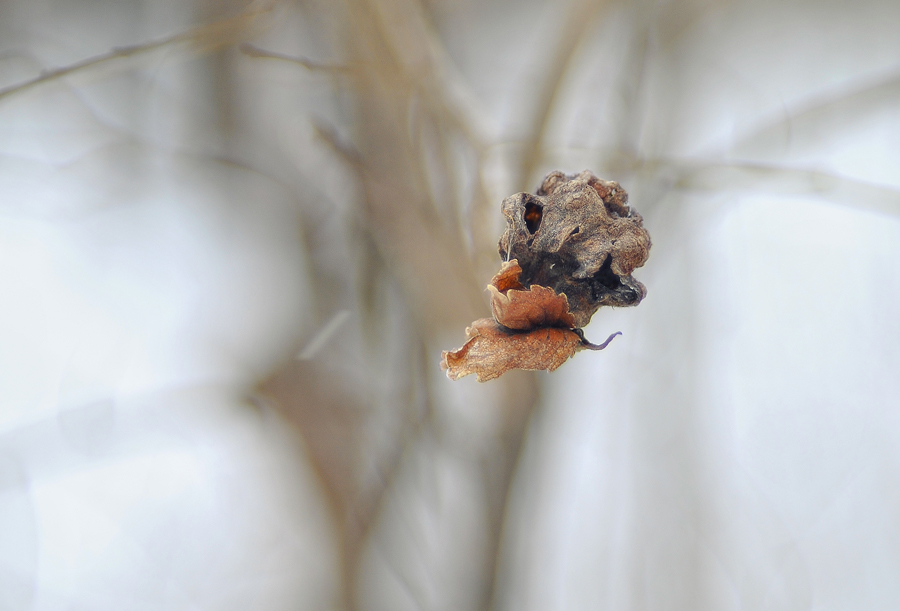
0, 3, 274, 103
513, 0, 611, 191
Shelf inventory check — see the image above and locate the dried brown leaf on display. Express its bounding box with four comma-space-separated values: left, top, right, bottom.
487, 260, 576, 330
490, 259, 526, 292
441, 318, 585, 382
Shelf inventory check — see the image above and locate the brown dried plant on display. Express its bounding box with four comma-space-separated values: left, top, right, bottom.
442, 170, 650, 381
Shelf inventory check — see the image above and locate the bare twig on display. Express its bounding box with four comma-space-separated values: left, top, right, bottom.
673, 158, 900, 217
0, 5, 272, 103
729, 68, 900, 156
239, 43, 352, 72
515, 0, 610, 191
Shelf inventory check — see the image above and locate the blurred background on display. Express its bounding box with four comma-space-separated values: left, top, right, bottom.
1, 0, 900, 609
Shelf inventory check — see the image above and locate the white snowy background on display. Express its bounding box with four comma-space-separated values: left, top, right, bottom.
1, 0, 899, 609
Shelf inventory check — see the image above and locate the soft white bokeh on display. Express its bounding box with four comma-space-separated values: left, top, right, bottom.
2, 0, 899, 609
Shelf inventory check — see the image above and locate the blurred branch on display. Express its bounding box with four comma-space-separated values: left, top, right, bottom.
0, 3, 274, 103
239, 43, 352, 72
676, 159, 900, 217
515, 0, 610, 191
535, 141, 900, 216
729, 67, 900, 157
311, 119, 365, 168
602, 149, 900, 216
285, 4, 543, 611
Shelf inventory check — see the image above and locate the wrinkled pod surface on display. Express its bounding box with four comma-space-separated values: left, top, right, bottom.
498, 170, 651, 328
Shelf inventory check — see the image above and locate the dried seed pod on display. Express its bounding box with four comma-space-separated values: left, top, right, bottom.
498, 170, 651, 328
441, 170, 650, 382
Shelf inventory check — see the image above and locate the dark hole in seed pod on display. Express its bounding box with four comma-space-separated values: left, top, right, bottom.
595, 255, 621, 290
524, 202, 543, 234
